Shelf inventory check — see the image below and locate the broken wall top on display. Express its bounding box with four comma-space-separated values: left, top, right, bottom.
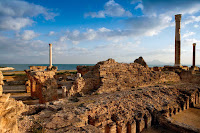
29, 66, 47, 71
134, 56, 148, 68
0, 71, 3, 85
70, 58, 180, 95
25, 70, 56, 84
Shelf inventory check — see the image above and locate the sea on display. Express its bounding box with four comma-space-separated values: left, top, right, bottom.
0, 64, 193, 71
0, 64, 95, 71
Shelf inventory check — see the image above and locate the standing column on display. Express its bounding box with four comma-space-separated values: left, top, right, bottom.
175, 14, 182, 67
49, 43, 52, 67
192, 43, 196, 67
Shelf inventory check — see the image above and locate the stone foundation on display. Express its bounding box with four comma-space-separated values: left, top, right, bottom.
0, 71, 3, 96
0, 94, 26, 133
68, 58, 180, 97
25, 67, 58, 104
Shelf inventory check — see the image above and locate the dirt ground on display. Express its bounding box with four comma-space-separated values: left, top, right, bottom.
171, 104, 200, 129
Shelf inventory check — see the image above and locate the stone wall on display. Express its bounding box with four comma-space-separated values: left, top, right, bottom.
0, 94, 26, 133
134, 56, 148, 68
25, 70, 58, 104
0, 71, 3, 96
29, 66, 47, 71
180, 70, 200, 84
18, 84, 200, 133
77, 65, 94, 76
69, 59, 180, 96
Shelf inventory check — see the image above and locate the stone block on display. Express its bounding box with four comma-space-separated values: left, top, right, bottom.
195, 92, 199, 104
25, 80, 31, 93
105, 122, 116, 133
62, 86, 67, 98
128, 120, 136, 133
186, 97, 190, 109
0, 94, 10, 103
0, 85, 2, 96
136, 119, 145, 133
199, 92, 200, 104
145, 114, 152, 128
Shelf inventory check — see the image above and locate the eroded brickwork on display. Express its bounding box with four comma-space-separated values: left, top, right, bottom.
69, 59, 180, 96
0, 71, 3, 96
0, 94, 26, 133
25, 68, 58, 104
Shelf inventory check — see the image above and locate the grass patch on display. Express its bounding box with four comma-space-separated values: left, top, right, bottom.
56, 71, 70, 75
70, 71, 77, 74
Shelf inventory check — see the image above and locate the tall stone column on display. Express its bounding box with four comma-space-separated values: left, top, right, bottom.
49, 43, 52, 67
175, 14, 182, 67
192, 43, 196, 67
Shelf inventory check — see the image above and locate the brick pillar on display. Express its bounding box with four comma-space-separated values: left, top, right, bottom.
192, 43, 196, 67
30, 79, 37, 98
175, 14, 182, 67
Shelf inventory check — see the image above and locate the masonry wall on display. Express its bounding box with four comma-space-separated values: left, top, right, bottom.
25, 69, 58, 104
0, 71, 3, 96
69, 59, 180, 96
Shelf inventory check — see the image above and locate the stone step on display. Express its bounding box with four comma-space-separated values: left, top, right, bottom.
3, 90, 26, 93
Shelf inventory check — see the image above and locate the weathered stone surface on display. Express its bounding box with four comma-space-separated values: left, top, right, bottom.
25, 69, 58, 103
0, 94, 26, 133
18, 83, 200, 133
0, 71, 3, 96
69, 58, 180, 96
134, 56, 148, 68
77, 66, 94, 76
29, 66, 47, 71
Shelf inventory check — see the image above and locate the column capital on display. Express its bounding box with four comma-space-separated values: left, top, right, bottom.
49, 43, 52, 46
193, 43, 196, 46
175, 14, 182, 22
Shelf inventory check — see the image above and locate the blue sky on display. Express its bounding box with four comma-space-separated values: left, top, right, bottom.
0, 0, 200, 65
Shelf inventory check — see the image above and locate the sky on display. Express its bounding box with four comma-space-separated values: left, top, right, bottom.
0, 0, 200, 65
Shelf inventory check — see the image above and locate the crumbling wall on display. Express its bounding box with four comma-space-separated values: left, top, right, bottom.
77, 65, 94, 76
0, 71, 3, 96
69, 59, 180, 96
25, 70, 58, 104
29, 66, 47, 71
134, 56, 148, 68
18, 84, 200, 133
180, 70, 200, 84
0, 94, 26, 133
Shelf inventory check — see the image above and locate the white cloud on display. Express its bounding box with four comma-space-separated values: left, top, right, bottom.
85, 0, 132, 18
0, 17, 33, 31
48, 31, 55, 36
98, 27, 111, 32
140, 0, 200, 17
182, 32, 195, 38
134, 3, 144, 10
0, 0, 58, 31
19, 30, 39, 40
184, 16, 200, 25
194, 24, 199, 28
131, 0, 142, 4
182, 38, 200, 46
59, 14, 173, 44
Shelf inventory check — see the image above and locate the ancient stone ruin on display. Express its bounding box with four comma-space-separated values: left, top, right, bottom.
0, 13, 200, 133
25, 66, 58, 104
134, 56, 148, 68
0, 71, 3, 96
0, 57, 200, 133
68, 58, 180, 97
0, 71, 26, 133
